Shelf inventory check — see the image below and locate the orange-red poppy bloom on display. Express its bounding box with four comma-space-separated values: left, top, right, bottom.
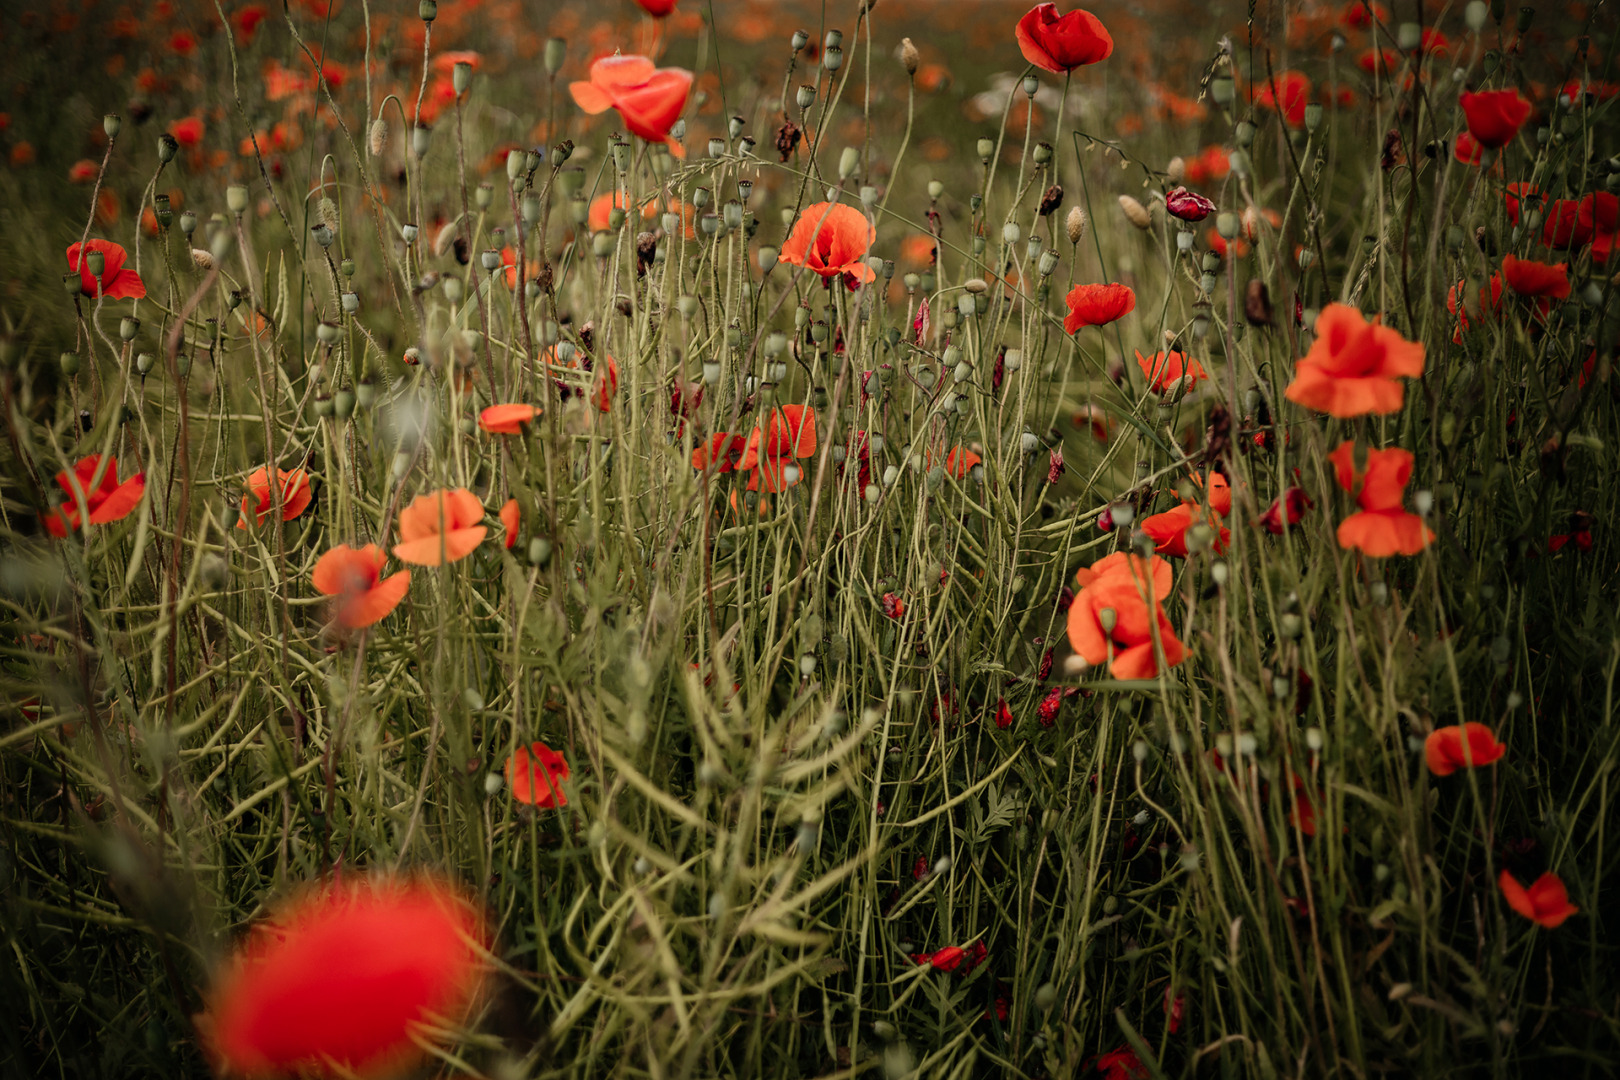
1135, 350, 1208, 394
569, 55, 692, 150
1424, 722, 1505, 776
311, 544, 410, 629
779, 202, 876, 284
239, 467, 313, 528
1073, 551, 1172, 600
1501, 254, 1570, 300
740, 404, 817, 491
692, 433, 750, 473
1066, 572, 1188, 680
944, 446, 982, 479
1327, 441, 1434, 556
1141, 503, 1230, 558
479, 403, 539, 434
1460, 90, 1530, 149
1453, 130, 1486, 166
1259, 487, 1314, 534
42, 454, 145, 537
68, 158, 98, 183
499, 499, 520, 549
66, 239, 146, 300
1446, 274, 1505, 342
1015, 3, 1113, 74
1063, 282, 1135, 333
1255, 70, 1311, 128
1499, 870, 1578, 929
203, 877, 486, 1078
507, 741, 569, 807
1283, 303, 1424, 417
172, 115, 206, 147
392, 488, 487, 565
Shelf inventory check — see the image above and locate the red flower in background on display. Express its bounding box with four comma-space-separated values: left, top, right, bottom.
1015, 4, 1113, 74
239, 467, 312, 528
507, 741, 570, 807
632, 0, 677, 15
231, 4, 268, 44
1136, 349, 1208, 394
42, 455, 146, 537
1341, 2, 1389, 29
1453, 130, 1485, 166
1095, 1044, 1150, 1080
1182, 145, 1230, 185
1424, 722, 1505, 775
1259, 487, 1314, 535
1255, 70, 1311, 128
311, 544, 410, 629
66, 239, 146, 299
1460, 89, 1531, 149
479, 403, 540, 434
68, 159, 97, 183
1327, 441, 1434, 556
1501, 255, 1570, 300
740, 405, 818, 492
779, 202, 876, 284
569, 55, 692, 151
1063, 282, 1135, 332
1499, 870, 1578, 929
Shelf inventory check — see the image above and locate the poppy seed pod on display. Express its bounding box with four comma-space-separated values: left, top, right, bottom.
226, 184, 249, 214
1304, 103, 1324, 132
158, 132, 179, 163
1118, 195, 1151, 229
60, 351, 80, 376
824, 45, 843, 72
480, 249, 501, 272
791, 29, 809, 51
119, 317, 140, 342
839, 146, 859, 179
796, 84, 817, 109
401, 222, 419, 243
1215, 212, 1239, 239
542, 37, 567, 75
1211, 74, 1235, 105
419, 0, 436, 20
1234, 121, 1256, 148
758, 246, 778, 271
411, 125, 431, 159
977, 137, 995, 161
103, 114, 121, 139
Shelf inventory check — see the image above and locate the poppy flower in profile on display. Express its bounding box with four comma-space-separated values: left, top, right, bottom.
1283, 303, 1424, 417
632, 0, 677, 15
66, 239, 146, 299
1259, 486, 1314, 535
1063, 282, 1135, 333
741, 404, 817, 491
944, 446, 982, 479
392, 488, 488, 565
1164, 186, 1215, 222
238, 467, 313, 528
311, 544, 410, 629
779, 202, 876, 284
499, 499, 520, 549
42, 455, 146, 537
1327, 441, 1434, 556
1135, 349, 1208, 394
1501, 255, 1570, 300
1014, 3, 1113, 74
1499, 870, 1578, 929
1073, 552, 1172, 600
203, 877, 487, 1079
1254, 70, 1311, 128
478, 403, 539, 434
1460, 90, 1531, 150
569, 55, 693, 151
1067, 572, 1187, 680
1424, 722, 1505, 775
507, 741, 569, 807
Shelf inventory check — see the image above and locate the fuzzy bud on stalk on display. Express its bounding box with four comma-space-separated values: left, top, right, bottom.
1166, 156, 1186, 184
900, 37, 919, 75
1118, 194, 1151, 229
1066, 205, 1088, 244
368, 118, 388, 156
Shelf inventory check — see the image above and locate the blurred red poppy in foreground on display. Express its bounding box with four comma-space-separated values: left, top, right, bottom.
500, 499, 520, 548
239, 467, 312, 528
1424, 722, 1505, 775
479, 403, 539, 434
779, 202, 876, 284
43, 455, 145, 537
1460, 89, 1531, 149
203, 877, 487, 1078
1328, 442, 1434, 556
66, 239, 146, 299
1015, 3, 1113, 74
393, 488, 488, 565
311, 544, 410, 629
1063, 282, 1135, 333
569, 55, 692, 151
1499, 870, 1578, 929
507, 741, 570, 807
1283, 303, 1424, 417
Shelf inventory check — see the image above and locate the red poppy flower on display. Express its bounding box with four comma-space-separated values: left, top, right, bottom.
507, 741, 569, 807
1259, 486, 1314, 534
1073, 551, 1172, 600
500, 499, 520, 549
1340, 2, 1388, 29
1063, 282, 1135, 333
1014, 3, 1114, 74
633, 0, 677, 15
42, 455, 145, 537
1255, 70, 1311, 128
1501, 254, 1570, 300
944, 446, 981, 479
66, 239, 146, 300
1453, 130, 1485, 166
1183, 145, 1230, 186
232, 4, 268, 43
1460, 89, 1531, 150
392, 488, 487, 565
1499, 870, 1578, 929
779, 202, 876, 284
311, 544, 410, 629
1446, 274, 1505, 342
1164, 186, 1215, 222
1424, 722, 1505, 775
1283, 303, 1424, 417
172, 115, 206, 147
68, 159, 98, 183
1504, 182, 1544, 225
881, 593, 905, 619
203, 877, 487, 1078
546, 346, 619, 413
569, 55, 692, 150
1067, 573, 1188, 679
740, 404, 817, 492
1095, 1044, 1150, 1080
478, 403, 539, 434
1327, 441, 1434, 556
1358, 48, 1400, 75
692, 433, 749, 473
238, 467, 312, 528
168, 28, 197, 56
1135, 349, 1208, 394
1141, 503, 1230, 558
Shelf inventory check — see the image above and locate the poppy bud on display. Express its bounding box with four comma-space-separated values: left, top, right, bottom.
401, 222, 419, 243
838, 146, 859, 179
791, 29, 809, 51
1166, 156, 1186, 184
900, 37, 920, 75
411, 125, 432, 159
60, 351, 80, 376
1304, 104, 1324, 132
157, 132, 178, 163
1215, 212, 1239, 239
824, 45, 843, 72
1118, 195, 1151, 229
1515, 5, 1533, 32
1066, 205, 1088, 244
103, 114, 121, 140
541, 37, 567, 76
369, 117, 388, 156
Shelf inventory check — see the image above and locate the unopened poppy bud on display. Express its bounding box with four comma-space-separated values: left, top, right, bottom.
1515, 3, 1534, 30
528, 537, 552, 566
368, 117, 388, 156
542, 36, 567, 75
333, 386, 355, 419
1118, 194, 1151, 229
103, 114, 121, 139
418, 0, 436, 22
60, 351, 80, 376
900, 37, 919, 75
158, 132, 178, 163
860, 185, 879, 209
824, 45, 843, 72
355, 377, 377, 409
757, 246, 778, 272
118, 316, 141, 342
977, 137, 995, 161
791, 28, 809, 51
315, 321, 340, 345
1304, 103, 1324, 132
838, 145, 859, 179
1215, 212, 1239, 239
1066, 205, 1088, 244
225, 184, 248, 214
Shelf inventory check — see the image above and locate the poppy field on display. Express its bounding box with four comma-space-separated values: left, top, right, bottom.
2, 0, 1619, 1076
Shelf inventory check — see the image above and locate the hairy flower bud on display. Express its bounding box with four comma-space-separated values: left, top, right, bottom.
900, 37, 919, 75
1118, 194, 1151, 229
1066, 205, 1088, 244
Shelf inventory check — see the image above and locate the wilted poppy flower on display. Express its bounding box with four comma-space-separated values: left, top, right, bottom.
1255, 70, 1311, 128
478, 403, 539, 434
1259, 486, 1314, 534
42, 454, 145, 537
311, 544, 410, 629
1499, 870, 1578, 929
740, 404, 817, 491
1073, 551, 1172, 600
1067, 573, 1187, 679
1460, 89, 1531, 149
569, 55, 692, 150
239, 467, 313, 528
1283, 303, 1424, 417
881, 593, 906, 619
1424, 722, 1505, 775
66, 239, 146, 299
1501, 254, 1570, 300
507, 741, 569, 807
779, 202, 876, 284
1164, 186, 1215, 222
203, 877, 487, 1078
1014, 3, 1113, 74
1063, 282, 1135, 333
500, 499, 520, 549
393, 488, 487, 565
1135, 350, 1208, 394
1327, 441, 1434, 556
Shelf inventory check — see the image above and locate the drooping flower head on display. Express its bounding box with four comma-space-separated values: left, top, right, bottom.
569, 55, 693, 151
66, 239, 146, 299
1284, 303, 1424, 417
239, 467, 313, 528
42, 454, 146, 537
1063, 282, 1135, 333
1015, 3, 1114, 74
507, 741, 570, 807
1327, 441, 1435, 556
311, 544, 411, 629
393, 488, 488, 566
778, 202, 876, 285
1164, 186, 1216, 222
